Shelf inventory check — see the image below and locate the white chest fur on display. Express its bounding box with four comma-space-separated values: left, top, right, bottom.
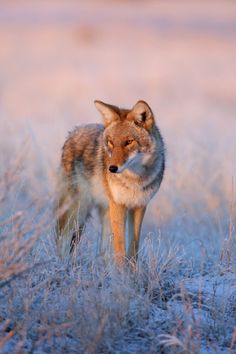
108, 174, 158, 209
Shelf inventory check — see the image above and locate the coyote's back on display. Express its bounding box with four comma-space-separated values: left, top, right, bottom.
55, 100, 165, 264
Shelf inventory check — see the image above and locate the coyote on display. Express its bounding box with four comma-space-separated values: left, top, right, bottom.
55, 100, 165, 264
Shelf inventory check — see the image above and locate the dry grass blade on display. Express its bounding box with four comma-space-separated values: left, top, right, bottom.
0, 320, 15, 349
159, 334, 186, 351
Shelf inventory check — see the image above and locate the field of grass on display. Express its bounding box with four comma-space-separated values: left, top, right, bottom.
0, 1, 236, 353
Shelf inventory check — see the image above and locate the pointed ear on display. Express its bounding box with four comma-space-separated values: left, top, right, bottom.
128, 100, 154, 130
94, 100, 120, 127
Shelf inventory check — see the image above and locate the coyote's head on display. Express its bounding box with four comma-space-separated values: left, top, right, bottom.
95, 100, 158, 174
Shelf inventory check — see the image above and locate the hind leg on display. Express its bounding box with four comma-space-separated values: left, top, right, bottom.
70, 224, 84, 254
55, 173, 91, 259
56, 189, 80, 259
97, 207, 112, 256
69, 191, 92, 256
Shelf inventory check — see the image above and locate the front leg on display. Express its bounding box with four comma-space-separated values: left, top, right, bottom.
109, 200, 127, 265
127, 206, 146, 260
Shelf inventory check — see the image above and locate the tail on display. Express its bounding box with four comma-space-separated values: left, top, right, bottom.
54, 169, 79, 260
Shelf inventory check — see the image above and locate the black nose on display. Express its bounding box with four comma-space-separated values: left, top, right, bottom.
109, 165, 118, 173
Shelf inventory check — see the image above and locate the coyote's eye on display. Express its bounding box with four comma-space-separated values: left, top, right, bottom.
125, 139, 134, 146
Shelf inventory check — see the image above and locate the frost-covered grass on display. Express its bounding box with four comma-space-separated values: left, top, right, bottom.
1, 1, 236, 353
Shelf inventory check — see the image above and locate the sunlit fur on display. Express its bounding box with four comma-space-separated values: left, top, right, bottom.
55, 100, 165, 264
